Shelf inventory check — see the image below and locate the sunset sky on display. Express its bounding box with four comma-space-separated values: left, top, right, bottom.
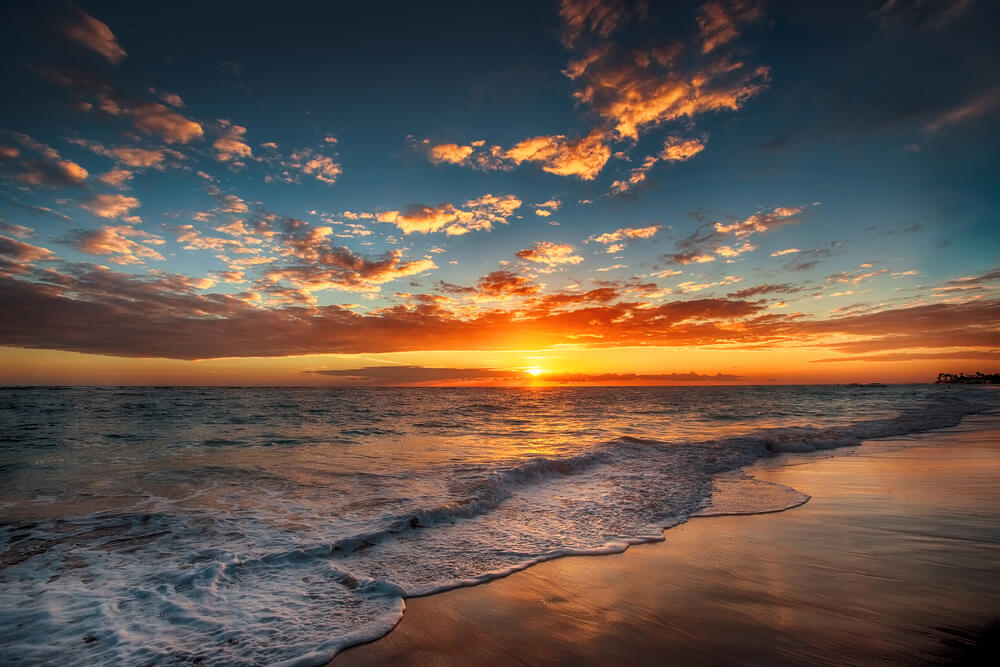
0, 0, 997, 385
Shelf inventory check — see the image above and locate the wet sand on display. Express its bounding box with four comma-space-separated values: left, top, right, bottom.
337, 412, 1000, 665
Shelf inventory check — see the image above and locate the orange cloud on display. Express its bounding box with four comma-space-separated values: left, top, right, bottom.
6, 132, 88, 186
2, 258, 997, 363
276, 148, 341, 185
924, 88, 1000, 134
378, 194, 522, 235
69, 139, 177, 169
99, 168, 134, 187
590, 225, 661, 247
502, 130, 611, 180
61, 8, 127, 65
129, 103, 204, 144
560, 3, 769, 141
429, 143, 475, 164
263, 248, 436, 294
660, 136, 708, 162
714, 206, 805, 236
580, 62, 769, 140
696, 0, 762, 54
79, 194, 140, 219
0, 235, 56, 265
677, 275, 741, 293
67, 226, 164, 265
666, 205, 808, 265
214, 122, 253, 162
16, 159, 88, 186
439, 270, 543, 299
425, 131, 611, 179
728, 283, 804, 299
559, 0, 627, 46
516, 241, 584, 266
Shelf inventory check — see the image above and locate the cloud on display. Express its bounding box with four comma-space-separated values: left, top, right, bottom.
941, 267, 1000, 288
16, 159, 88, 186
68, 139, 178, 170
792, 299, 1000, 353
0, 265, 772, 359
474, 270, 543, 298
429, 143, 476, 164
8, 201, 72, 222
272, 147, 342, 185
0, 223, 34, 239
871, 0, 975, 31
677, 275, 741, 293
516, 241, 583, 266
610, 136, 707, 195
924, 89, 1000, 134
221, 195, 249, 213
153, 90, 185, 108
542, 371, 744, 384
5, 132, 88, 186
559, 0, 628, 46
66, 226, 165, 265
129, 103, 204, 144
714, 206, 806, 237
0, 235, 56, 263
665, 205, 806, 265
573, 50, 769, 142
811, 350, 1000, 364
79, 194, 140, 219
214, 122, 253, 162
60, 8, 127, 65
303, 366, 744, 386
502, 130, 611, 180
378, 194, 521, 235
770, 248, 799, 256
262, 237, 438, 295
561, 2, 770, 141
728, 283, 803, 299
782, 244, 838, 272
424, 131, 611, 180
696, 0, 763, 54
303, 365, 523, 385
428, 2, 766, 183
589, 225, 661, 252
99, 168, 134, 187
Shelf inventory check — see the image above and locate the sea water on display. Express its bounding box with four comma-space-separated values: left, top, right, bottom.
0, 385, 995, 665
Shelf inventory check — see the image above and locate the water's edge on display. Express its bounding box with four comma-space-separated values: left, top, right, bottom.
319, 402, 993, 667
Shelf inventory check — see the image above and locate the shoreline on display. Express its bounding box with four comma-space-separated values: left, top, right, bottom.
335, 411, 1000, 664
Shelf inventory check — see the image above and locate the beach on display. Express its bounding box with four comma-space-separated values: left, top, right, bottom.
338, 411, 1000, 665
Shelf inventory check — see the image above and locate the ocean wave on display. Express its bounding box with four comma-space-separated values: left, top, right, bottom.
0, 388, 994, 665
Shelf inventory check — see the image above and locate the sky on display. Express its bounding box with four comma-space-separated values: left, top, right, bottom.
0, 0, 997, 386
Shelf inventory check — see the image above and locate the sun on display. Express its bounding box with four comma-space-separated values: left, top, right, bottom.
524, 367, 545, 376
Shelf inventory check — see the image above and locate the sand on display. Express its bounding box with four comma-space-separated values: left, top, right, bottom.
336, 413, 1000, 665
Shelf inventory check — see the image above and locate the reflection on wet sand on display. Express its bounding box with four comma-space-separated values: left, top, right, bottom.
338, 414, 1000, 665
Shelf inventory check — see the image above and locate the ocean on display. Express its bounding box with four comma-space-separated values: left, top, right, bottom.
0, 385, 995, 665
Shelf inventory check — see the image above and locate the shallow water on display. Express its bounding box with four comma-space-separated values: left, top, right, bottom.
0, 385, 995, 665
